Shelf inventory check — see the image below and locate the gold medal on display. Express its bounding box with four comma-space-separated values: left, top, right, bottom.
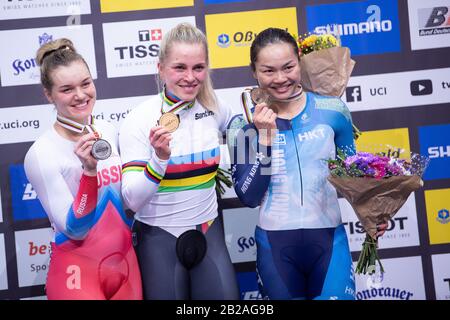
158, 112, 179, 133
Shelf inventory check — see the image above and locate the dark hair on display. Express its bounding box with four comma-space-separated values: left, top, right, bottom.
250, 28, 299, 72
36, 38, 90, 91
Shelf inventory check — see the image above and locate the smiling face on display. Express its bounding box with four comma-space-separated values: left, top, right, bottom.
44, 60, 96, 123
158, 42, 208, 101
253, 42, 301, 100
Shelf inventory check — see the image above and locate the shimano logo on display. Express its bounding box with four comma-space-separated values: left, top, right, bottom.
428, 146, 450, 158
315, 20, 392, 36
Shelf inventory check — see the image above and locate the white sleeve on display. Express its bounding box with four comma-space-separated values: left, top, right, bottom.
24, 144, 75, 236
118, 108, 168, 213
216, 97, 238, 134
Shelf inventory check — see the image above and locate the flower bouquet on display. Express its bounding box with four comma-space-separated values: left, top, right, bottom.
327, 146, 429, 275
298, 32, 355, 98
298, 32, 360, 140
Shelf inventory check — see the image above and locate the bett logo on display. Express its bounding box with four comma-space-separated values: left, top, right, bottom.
410, 79, 433, 96
419, 6, 450, 35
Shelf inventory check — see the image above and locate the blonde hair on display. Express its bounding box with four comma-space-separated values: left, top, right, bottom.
158, 22, 217, 112
36, 38, 90, 91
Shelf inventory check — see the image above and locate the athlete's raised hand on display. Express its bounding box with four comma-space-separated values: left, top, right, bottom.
253, 103, 277, 146
74, 132, 98, 176
150, 126, 172, 160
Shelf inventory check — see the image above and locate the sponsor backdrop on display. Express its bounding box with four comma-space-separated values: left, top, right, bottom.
0, 0, 449, 300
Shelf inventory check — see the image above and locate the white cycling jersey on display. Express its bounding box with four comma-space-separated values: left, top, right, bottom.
119, 93, 233, 229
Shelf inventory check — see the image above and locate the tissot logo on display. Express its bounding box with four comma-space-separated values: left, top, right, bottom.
344, 217, 407, 235
114, 31, 160, 60
410, 79, 433, 96
346, 86, 362, 102
138, 29, 163, 42
444, 278, 450, 290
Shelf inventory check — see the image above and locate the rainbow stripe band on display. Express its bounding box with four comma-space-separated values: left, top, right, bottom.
122, 147, 220, 192
144, 162, 164, 184
122, 160, 163, 185
161, 87, 194, 114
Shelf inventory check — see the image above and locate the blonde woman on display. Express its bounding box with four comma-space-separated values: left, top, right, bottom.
119, 23, 239, 300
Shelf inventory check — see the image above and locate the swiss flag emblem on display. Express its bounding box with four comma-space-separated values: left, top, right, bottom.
151, 29, 162, 41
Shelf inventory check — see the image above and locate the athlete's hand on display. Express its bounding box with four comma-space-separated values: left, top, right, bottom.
376, 222, 389, 238
253, 103, 277, 146
150, 126, 172, 160
74, 132, 98, 176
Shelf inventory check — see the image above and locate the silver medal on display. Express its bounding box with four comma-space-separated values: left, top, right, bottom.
91, 139, 112, 160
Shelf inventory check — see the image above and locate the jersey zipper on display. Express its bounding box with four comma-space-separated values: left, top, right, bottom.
290, 123, 303, 206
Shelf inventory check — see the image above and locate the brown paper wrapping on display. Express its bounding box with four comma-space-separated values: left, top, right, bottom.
300, 46, 355, 97
328, 175, 422, 239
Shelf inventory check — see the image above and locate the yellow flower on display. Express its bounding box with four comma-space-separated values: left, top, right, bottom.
299, 33, 339, 55
302, 34, 318, 47
323, 34, 338, 46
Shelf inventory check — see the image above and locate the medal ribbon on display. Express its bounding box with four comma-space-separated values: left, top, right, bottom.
160, 87, 195, 116
240, 85, 304, 124
271, 85, 304, 103
56, 114, 98, 137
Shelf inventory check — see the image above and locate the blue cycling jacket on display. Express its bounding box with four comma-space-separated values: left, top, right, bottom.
227, 92, 355, 231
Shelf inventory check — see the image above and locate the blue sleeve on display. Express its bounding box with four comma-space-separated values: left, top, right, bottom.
317, 96, 356, 156
333, 103, 356, 156
227, 116, 272, 208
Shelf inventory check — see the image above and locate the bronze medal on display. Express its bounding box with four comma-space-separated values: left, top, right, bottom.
250, 88, 271, 105
158, 112, 179, 133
